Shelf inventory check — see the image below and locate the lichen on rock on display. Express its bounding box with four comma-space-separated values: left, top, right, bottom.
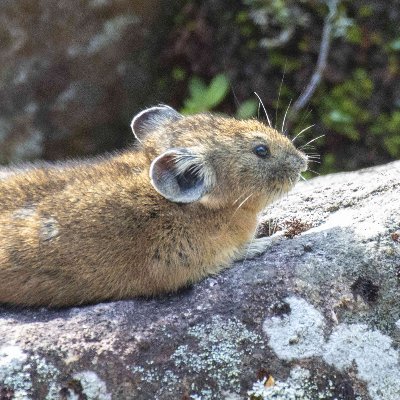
0, 161, 399, 399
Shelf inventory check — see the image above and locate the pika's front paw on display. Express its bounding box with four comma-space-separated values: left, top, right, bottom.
234, 236, 271, 261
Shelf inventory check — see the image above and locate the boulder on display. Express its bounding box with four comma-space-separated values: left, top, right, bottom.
0, 160, 400, 400
0, 0, 168, 163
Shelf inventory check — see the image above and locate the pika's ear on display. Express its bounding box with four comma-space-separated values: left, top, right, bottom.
131, 105, 182, 142
150, 148, 209, 203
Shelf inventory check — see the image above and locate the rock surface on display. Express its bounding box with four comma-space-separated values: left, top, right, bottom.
0, 160, 400, 400
0, 0, 169, 163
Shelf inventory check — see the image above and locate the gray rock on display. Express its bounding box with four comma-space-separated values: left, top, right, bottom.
0, 0, 168, 163
1, 160, 400, 400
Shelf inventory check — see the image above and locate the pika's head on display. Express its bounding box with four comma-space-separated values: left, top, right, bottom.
131, 105, 307, 209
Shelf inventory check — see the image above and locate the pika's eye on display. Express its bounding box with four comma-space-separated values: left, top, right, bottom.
253, 144, 270, 159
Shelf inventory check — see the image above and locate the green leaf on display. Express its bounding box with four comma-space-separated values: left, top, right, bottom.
384, 135, 400, 157
182, 98, 209, 114
328, 110, 353, 124
236, 99, 258, 119
204, 74, 230, 108
181, 74, 230, 114
346, 25, 362, 44
389, 38, 400, 51
172, 67, 186, 81
188, 77, 207, 99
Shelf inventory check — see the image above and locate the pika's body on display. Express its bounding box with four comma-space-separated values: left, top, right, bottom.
0, 106, 307, 307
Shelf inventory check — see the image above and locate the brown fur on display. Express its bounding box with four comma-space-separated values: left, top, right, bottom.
0, 110, 307, 307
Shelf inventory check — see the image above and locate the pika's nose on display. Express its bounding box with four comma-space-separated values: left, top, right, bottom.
299, 152, 308, 172
287, 151, 308, 172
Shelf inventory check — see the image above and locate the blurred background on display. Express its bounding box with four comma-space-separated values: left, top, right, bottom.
0, 0, 399, 175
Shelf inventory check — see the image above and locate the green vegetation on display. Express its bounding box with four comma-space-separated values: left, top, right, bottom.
181, 74, 230, 114
181, 74, 259, 119
166, 0, 400, 174
321, 69, 373, 141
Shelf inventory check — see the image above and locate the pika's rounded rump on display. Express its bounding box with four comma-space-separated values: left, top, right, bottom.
0, 105, 307, 307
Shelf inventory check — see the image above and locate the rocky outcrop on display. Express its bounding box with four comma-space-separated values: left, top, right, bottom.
0, 0, 169, 163
0, 160, 400, 400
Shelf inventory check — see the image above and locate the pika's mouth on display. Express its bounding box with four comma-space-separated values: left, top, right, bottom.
295, 152, 308, 173
283, 169, 304, 190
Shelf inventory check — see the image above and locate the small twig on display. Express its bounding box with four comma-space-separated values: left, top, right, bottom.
289, 0, 339, 123
260, 26, 295, 49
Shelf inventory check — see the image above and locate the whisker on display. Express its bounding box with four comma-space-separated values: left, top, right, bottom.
297, 108, 312, 128
292, 124, 315, 143
233, 193, 254, 216
300, 174, 307, 182
300, 134, 325, 148
307, 158, 321, 162
232, 196, 243, 206
307, 169, 320, 175
232, 191, 250, 205
303, 147, 317, 152
229, 194, 255, 255
254, 92, 272, 127
275, 67, 286, 130
307, 160, 321, 164
282, 99, 292, 134
286, 106, 312, 134
230, 82, 240, 109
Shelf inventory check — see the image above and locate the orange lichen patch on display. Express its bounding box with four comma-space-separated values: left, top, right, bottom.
283, 217, 313, 239
256, 368, 270, 381
265, 375, 275, 387
255, 368, 275, 387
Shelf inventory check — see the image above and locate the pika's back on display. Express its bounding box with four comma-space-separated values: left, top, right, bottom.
0, 105, 307, 307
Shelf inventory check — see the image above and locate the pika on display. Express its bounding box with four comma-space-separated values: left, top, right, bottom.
0, 105, 307, 307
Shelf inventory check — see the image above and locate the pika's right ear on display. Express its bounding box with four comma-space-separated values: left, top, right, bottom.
131, 105, 182, 142
149, 148, 210, 203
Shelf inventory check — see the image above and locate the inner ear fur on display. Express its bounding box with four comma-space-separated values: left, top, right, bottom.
131, 105, 182, 142
149, 148, 210, 203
